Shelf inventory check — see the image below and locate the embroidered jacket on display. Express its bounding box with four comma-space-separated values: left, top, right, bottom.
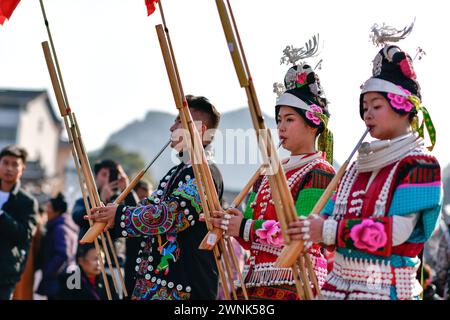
114, 158, 223, 300
236, 152, 335, 299
321, 147, 442, 300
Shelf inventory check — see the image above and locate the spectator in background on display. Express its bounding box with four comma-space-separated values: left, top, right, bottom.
71, 159, 138, 297
57, 244, 118, 300
0, 145, 38, 300
435, 209, 450, 299
37, 193, 78, 299
423, 264, 442, 300
133, 180, 152, 201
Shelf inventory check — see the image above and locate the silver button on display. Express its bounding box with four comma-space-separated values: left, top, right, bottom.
176, 284, 183, 291
178, 181, 183, 187
121, 231, 128, 237
141, 241, 146, 247
188, 215, 193, 221
165, 175, 170, 180
184, 209, 189, 215
190, 221, 195, 226
161, 182, 167, 188
120, 222, 125, 228
168, 282, 174, 288
185, 175, 191, 180
147, 265, 153, 271
121, 215, 125, 221
136, 258, 142, 263
157, 279, 161, 285
145, 274, 151, 280
180, 201, 186, 207
154, 198, 160, 204
151, 277, 156, 282
157, 190, 163, 196
186, 286, 191, 293
161, 280, 167, 287
135, 266, 139, 272
148, 256, 153, 262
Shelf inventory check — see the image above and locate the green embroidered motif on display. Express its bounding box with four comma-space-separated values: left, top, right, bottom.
244, 192, 256, 219
253, 219, 264, 231
172, 178, 202, 213
295, 188, 326, 217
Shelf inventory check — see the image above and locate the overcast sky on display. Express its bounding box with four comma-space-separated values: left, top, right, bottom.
1, 0, 449, 168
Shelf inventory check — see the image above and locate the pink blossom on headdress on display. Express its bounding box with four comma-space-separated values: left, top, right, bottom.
255, 220, 284, 247
387, 86, 414, 112
350, 219, 387, 252
305, 104, 323, 126
399, 58, 417, 79
296, 72, 308, 86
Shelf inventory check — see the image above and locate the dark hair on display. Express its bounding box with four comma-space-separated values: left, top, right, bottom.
186, 95, 221, 130
275, 87, 330, 136
359, 92, 417, 122
93, 159, 119, 177
50, 192, 68, 214
0, 145, 28, 162
76, 243, 96, 260
134, 180, 151, 192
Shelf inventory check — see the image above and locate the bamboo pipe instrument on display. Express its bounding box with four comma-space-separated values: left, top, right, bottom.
275, 128, 370, 268
40, 0, 128, 297
80, 140, 171, 243
215, 0, 318, 299
154, 1, 247, 298
41, 40, 114, 300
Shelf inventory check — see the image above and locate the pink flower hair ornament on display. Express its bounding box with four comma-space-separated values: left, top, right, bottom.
387, 86, 414, 113
305, 104, 323, 126
255, 220, 284, 247
296, 72, 308, 87
349, 219, 387, 252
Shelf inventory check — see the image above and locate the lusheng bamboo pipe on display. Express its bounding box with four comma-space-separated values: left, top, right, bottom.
274, 128, 370, 268
41, 40, 113, 300
80, 140, 171, 243
214, 0, 326, 299
154, 1, 247, 298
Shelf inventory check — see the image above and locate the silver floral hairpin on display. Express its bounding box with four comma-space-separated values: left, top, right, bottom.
274, 34, 322, 97
370, 18, 415, 47
280, 34, 320, 66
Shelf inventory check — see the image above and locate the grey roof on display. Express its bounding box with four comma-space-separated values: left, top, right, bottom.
0, 88, 61, 126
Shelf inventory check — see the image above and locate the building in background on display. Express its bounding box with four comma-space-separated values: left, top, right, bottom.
0, 88, 70, 202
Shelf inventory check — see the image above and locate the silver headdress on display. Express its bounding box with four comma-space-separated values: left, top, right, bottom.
370, 19, 415, 47
273, 34, 322, 97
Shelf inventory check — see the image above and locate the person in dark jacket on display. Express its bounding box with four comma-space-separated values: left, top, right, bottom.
0, 145, 38, 300
57, 244, 118, 300
37, 192, 78, 299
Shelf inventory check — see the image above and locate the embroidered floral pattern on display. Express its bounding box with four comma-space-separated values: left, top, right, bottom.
255, 220, 283, 247
349, 219, 387, 252
305, 104, 323, 126
387, 86, 414, 112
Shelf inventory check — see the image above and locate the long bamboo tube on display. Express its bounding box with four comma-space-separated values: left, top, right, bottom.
41, 41, 112, 300
154, 5, 246, 297
40, 0, 127, 294
215, 0, 316, 299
